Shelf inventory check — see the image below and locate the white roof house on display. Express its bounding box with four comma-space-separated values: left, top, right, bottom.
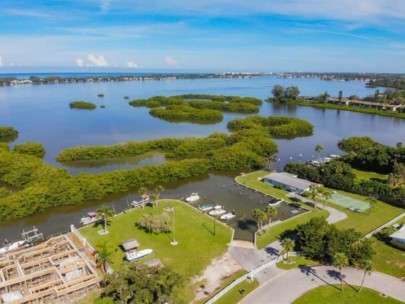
263, 172, 320, 194
391, 226, 405, 245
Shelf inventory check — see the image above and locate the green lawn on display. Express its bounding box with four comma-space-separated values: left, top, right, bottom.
293, 285, 403, 304
276, 255, 320, 270
80, 199, 232, 303
215, 279, 260, 304
352, 169, 387, 182
320, 189, 403, 235
256, 209, 329, 249
372, 238, 405, 278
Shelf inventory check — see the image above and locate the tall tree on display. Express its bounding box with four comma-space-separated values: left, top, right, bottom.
332, 252, 349, 292
149, 193, 158, 208
309, 185, 319, 209
322, 191, 332, 209
271, 85, 285, 98
138, 186, 149, 197
338, 90, 343, 102
252, 208, 266, 231
97, 204, 115, 233
281, 238, 295, 260
264, 205, 277, 231
96, 241, 112, 273
358, 259, 373, 293
315, 144, 324, 163
285, 86, 300, 100
365, 196, 377, 216
262, 155, 276, 171
155, 185, 165, 199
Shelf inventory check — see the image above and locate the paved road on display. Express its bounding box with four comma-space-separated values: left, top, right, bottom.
240, 266, 405, 304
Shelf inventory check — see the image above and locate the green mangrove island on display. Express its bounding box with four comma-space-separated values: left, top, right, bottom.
129, 94, 261, 123
0, 115, 312, 220
69, 101, 97, 110
0, 126, 18, 142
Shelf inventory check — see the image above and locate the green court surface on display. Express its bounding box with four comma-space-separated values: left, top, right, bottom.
330, 191, 369, 212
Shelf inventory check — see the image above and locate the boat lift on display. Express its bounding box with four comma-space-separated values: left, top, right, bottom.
22, 226, 44, 243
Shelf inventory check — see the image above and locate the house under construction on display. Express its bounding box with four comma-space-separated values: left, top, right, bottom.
0, 234, 100, 304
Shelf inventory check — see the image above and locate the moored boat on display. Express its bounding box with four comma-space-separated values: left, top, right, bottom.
198, 204, 213, 212
209, 208, 226, 216
125, 249, 154, 262
0, 240, 27, 255
220, 212, 236, 220
186, 193, 200, 203
80, 211, 98, 226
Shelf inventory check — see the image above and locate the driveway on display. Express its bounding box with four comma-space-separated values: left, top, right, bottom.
239, 266, 405, 304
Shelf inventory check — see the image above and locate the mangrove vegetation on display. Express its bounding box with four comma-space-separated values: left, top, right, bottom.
69, 101, 97, 110
0, 126, 18, 142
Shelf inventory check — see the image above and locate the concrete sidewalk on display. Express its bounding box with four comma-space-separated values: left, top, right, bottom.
240, 265, 405, 304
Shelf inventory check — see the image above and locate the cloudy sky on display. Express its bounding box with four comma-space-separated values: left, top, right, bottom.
1, 0, 405, 72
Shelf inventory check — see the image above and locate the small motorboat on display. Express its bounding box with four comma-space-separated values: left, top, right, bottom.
198, 204, 213, 212
186, 193, 200, 203
0, 240, 27, 255
125, 249, 154, 262
220, 212, 236, 220
80, 211, 98, 226
209, 208, 226, 216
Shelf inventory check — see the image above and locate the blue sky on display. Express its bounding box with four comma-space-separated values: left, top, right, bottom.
1, 0, 405, 72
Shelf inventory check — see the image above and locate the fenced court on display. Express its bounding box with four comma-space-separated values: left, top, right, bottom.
330, 192, 369, 212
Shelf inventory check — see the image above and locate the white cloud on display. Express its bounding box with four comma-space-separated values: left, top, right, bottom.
9, 62, 14, 67
76, 58, 85, 67
165, 56, 178, 66
100, 0, 112, 12
4, 9, 52, 18
87, 54, 109, 67
127, 61, 138, 68
0, 56, 3, 67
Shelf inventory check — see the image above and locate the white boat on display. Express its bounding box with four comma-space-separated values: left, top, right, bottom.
209, 208, 226, 216
125, 249, 154, 262
0, 240, 27, 255
213, 205, 223, 210
220, 212, 236, 220
186, 193, 200, 203
131, 195, 150, 207
198, 204, 213, 212
80, 211, 98, 226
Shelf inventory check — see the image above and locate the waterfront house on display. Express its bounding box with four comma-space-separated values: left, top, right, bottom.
263, 172, 320, 195
390, 226, 405, 246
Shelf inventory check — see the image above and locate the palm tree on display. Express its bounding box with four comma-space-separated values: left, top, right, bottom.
138, 186, 148, 197
96, 241, 112, 273
155, 185, 165, 199
281, 238, 295, 261
322, 191, 332, 209
332, 252, 349, 292
97, 204, 115, 234
149, 193, 158, 208
315, 144, 323, 163
262, 155, 276, 171
365, 196, 377, 215
264, 206, 278, 231
252, 208, 266, 232
358, 259, 373, 293
309, 185, 319, 209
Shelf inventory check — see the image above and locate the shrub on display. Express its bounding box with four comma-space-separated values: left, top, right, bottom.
13, 142, 46, 159
69, 101, 97, 110
0, 126, 18, 142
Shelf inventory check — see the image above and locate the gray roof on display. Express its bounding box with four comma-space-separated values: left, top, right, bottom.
264, 172, 316, 191
121, 239, 140, 251
391, 226, 405, 240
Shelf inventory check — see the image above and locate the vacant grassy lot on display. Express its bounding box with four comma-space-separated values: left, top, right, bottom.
352, 169, 387, 182
372, 238, 405, 278
80, 199, 232, 303
215, 278, 259, 304
293, 285, 403, 304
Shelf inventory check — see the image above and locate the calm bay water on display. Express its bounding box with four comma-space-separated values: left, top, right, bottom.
0, 75, 403, 241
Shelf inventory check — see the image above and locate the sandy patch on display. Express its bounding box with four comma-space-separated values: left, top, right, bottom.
192, 252, 242, 302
